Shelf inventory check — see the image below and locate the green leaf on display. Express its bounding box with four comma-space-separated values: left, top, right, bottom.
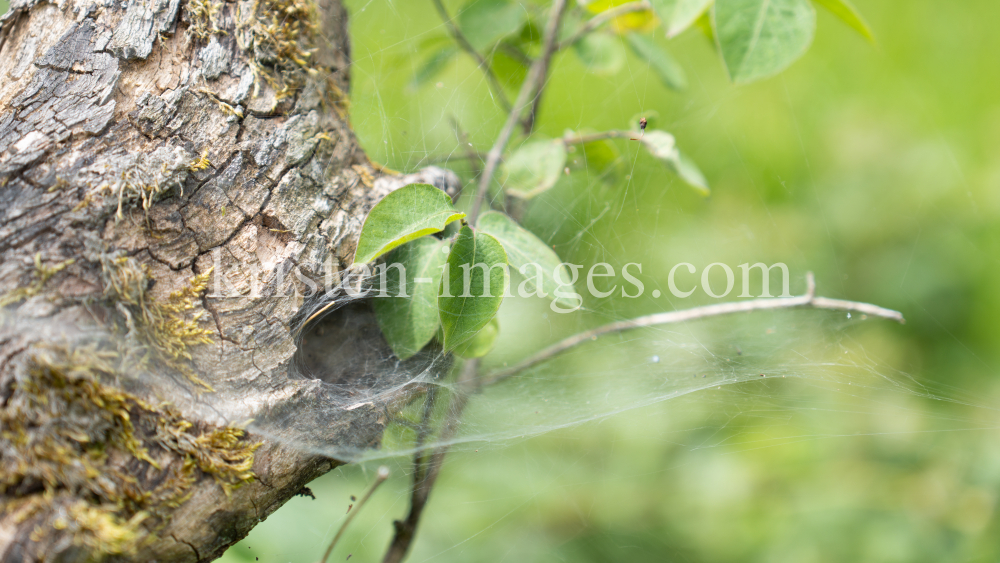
458, 0, 529, 52
502, 139, 567, 199
694, 8, 716, 41
661, 0, 714, 38
626, 34, 687, 91
608, 6, 658, 34
439, 226, 509, 351
573, 32, 626, 75
354, 184, 465, 265
668, 150, 710, 195
477, 211, 577, 305
516, 15, 543, 47
410, 46, 457, 89
812, 0, 874, 43
574, 137, 623, 183
640, 130, 710, 194
639, 129, 679, 161
713, 0, 816, 83
373, 237, 450, 360
452, 317, 500, 359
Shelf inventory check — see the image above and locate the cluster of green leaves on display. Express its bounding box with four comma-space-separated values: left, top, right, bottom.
414, 0, 871, 91
364, 0, 873, 362
356, 184, 577, 360
410, 0, 873, 204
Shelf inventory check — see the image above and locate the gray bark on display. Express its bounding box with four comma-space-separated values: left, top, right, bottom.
0, 0, 455, 560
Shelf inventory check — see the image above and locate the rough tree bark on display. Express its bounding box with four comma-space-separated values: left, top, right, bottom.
0, 0, 455, 560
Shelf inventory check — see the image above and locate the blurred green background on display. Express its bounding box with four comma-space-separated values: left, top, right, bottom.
218, 0, 1000, 561
4, 0, 998, 560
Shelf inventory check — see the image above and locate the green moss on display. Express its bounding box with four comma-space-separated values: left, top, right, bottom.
99, 254, 215, 391
185, 0, 226, 40
0, 345, 261, 560
188, 149, 213, 172
60, 502, 149, 557
0, 253, 75, 308
240, 0, 319, 99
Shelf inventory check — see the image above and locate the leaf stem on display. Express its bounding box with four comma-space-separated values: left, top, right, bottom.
468, 0, 570, 224
481, 273, 904, 386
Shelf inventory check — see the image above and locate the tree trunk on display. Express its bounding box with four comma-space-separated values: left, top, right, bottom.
0, 0, 454, 560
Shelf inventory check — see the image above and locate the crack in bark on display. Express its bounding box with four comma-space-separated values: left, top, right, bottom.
173, 535, 202, 562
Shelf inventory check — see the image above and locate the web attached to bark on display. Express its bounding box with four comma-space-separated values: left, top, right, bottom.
224, 0, 930, 465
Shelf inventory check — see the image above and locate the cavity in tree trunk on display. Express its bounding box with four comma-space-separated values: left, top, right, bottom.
0, 0, 453, 560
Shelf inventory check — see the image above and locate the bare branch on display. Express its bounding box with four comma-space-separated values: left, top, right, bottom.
382, 360, 480, 563
321, 466, 390, 563
482, 273, 904, 386
523, 2, 607, 133
523, 2, 655, 133
561, 129, 638, 144
431, 0, 513, 112
380, 271, 903, 562
469, 0, 571, 223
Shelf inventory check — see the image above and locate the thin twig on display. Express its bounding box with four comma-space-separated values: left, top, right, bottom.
468, 0, 570, 223
320, 466, 390, 563
412, 385, 440, 483
562, 129, 638, 145
556, 0, 653, 50
525, 3, 653, 133
482, 273, 904, 386
522, 1, 585, 133
379, 387, 438, 563
431, 0, 512, 112
382, 360, 480, 563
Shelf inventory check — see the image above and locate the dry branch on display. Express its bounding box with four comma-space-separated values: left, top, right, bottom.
484, 272, 904, 386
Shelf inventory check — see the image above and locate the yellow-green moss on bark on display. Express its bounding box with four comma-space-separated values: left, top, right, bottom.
0, 345, 260, 560
98, 253, 215, 391
0, 254, 75, 308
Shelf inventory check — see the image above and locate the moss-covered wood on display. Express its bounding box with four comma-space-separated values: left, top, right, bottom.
0, 0, 457, 559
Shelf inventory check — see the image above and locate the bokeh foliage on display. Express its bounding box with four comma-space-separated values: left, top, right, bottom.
2, 0, 994, 559
216, 0, 1000, 560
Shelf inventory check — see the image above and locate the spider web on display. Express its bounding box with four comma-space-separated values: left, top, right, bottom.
231, 0, 981, 466
206, 3, 1000, 562
0, 0, 979, 559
